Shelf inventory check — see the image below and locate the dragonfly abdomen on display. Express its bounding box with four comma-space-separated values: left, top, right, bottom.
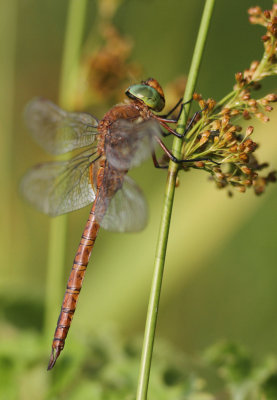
47, 171, 105, 370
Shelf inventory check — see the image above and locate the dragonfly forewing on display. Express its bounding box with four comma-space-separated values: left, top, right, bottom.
24, 98, 99, 155
20, 148, 99, 216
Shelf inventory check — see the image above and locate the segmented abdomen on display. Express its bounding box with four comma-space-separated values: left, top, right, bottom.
47, 203, 100, 370
47, 162, 109, 370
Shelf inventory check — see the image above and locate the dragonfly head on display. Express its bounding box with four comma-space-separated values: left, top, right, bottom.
125, 78, 165, 112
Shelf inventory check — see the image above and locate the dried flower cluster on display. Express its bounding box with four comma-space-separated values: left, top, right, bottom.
87, 25, 141, 101
74, 0, 142, 109
180, 4, 277, 195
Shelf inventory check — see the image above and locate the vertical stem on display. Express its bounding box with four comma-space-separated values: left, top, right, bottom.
136, 1, 215, 399
44, 0, 88, 338
0, 0, 17, 282
59, 0, 88, 109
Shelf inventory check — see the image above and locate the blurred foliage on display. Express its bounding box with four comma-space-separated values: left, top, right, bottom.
1, 0, 277, 398
2, 316, 277, 399
0, 320, 213, 400
205, 341, 277, 399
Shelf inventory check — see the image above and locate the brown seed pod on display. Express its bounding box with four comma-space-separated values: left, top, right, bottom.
248, 99, 257, 107
265, 93, 277, 101
193, 93, 202, 101
248, 6, 262, 16
246, 126, 254, 136
194, 161, 205, 168
241, 166, 252, 175
250, 60, 259, 70
224, 131, 234, 142
255, 112, 270, 122
264, 10, 271, 19
222, 115, 230, 129
239, 153, 249, 162
243, 179, 253, 186
221, 107, 231, 115
253, 177, 266, 195
237, 186, 246, 193
235, 72, 243, 82
199, 136, 209, 145
243, 110, 251, 119
242, 93, 251, 101
262, 34, 270, 41
230, 109, 240, 116
229, 144, 238, 153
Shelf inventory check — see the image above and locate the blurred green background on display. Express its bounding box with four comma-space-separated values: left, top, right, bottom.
1, 0, 277, 398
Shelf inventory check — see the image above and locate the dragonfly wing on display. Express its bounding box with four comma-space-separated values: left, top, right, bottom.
106, 119, 161, 170
24, 98, 99, 155
20, 148, 99, 216
100, 175, 148, 232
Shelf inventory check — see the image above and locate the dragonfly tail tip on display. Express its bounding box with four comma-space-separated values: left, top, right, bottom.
47, 348, 61, 370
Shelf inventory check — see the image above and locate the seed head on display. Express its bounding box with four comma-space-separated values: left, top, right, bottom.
180, 4, 277, 197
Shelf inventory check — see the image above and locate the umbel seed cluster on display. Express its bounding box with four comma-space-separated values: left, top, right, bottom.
180, 4, 277, 196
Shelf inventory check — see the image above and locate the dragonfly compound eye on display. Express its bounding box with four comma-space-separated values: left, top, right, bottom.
125, 83, 165, 112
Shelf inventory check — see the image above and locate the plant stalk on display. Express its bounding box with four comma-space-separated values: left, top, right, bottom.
0, 0, 17, 285
44, 0, 88, 338
136, 1, 215, 399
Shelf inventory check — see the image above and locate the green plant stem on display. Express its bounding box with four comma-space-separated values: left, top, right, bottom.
216, 90, 237, 108
0, 0, 17, 285
44, 0, 88, 338
136, 1, 215, 399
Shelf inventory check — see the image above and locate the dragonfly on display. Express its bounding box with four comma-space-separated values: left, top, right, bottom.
21, 78, 205, 370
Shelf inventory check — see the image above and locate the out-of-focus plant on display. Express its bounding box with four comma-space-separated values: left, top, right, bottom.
205, 341, 277, 400
74, 0, 142, 110
81, 24, 141, 106
3, 314, 277, 400
0, 320, 213, 400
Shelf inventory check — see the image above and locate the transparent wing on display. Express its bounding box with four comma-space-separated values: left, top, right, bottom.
20, 148, 99, 216
24, 98, 99, 155
100, 175, 148, 232
106, 119, 161, 170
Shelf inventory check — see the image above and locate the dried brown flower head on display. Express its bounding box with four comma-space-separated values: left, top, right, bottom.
88, 26, 141, 102
74, 24, 142, 109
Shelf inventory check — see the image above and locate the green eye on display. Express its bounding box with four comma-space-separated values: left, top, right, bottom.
125, 84, 165, 112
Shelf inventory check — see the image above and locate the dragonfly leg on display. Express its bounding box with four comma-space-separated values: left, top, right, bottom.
155, 119, 183, 138
181, 106, 208, 137
158, 98, 192, 120
155, 105, 207, 139
158, 98, 182, 120
152, 151, 168, 169
155, 136, 220, 165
